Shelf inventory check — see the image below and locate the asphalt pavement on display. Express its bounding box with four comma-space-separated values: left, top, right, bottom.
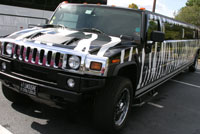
1, 68, 200, 134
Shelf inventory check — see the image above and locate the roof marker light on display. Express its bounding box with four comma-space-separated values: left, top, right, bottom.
83, 2, 88, 4
62, 1, 68, 4
140, 7, 146, 10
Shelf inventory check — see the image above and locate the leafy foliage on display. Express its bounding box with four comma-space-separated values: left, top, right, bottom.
128, 3, 138, 9
175, 0, 200, 27
186, 0, 200, 6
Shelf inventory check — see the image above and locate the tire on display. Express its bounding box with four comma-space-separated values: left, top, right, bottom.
2, 84, 28, 104
93, 77, 133, 133
189, 52, 199, 72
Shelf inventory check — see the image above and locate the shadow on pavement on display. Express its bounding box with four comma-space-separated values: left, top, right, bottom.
11, 101, 102, 134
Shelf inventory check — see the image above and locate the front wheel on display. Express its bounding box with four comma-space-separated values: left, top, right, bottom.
93, 77, 133, 133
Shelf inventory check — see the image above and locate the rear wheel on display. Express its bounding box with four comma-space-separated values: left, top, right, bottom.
2, 84, 29, 104
93, 77, 133, 133
189, 52, 199, 72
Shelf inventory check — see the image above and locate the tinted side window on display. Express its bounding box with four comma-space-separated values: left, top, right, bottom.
165, 23, 182, 40
147, 20, 158, 41
185, 28, 193, 39
185, 27, 195, 39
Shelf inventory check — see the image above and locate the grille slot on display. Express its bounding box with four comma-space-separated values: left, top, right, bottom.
54, 52, 61, 67
32, 48, 37, 63
39, 49, 45, 65
25, 47, 31, 62
13, 45, 19, 59
46, 51, 52, 66
19, 46, 24, 61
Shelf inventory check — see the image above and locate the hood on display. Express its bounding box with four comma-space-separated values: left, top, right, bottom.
8, 27, 123, 56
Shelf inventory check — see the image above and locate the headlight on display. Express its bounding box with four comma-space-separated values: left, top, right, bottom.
5, 43, 13, 55
68, 55, 80, 69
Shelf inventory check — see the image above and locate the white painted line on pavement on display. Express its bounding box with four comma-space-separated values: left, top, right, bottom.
0, 125, 13, 134
147, 102, 164, 109
171, 79, 200, 89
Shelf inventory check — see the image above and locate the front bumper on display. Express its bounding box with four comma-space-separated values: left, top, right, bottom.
0, 57, 105, 103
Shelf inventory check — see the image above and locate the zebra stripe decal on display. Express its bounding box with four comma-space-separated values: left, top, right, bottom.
129, 47, 133, 61
74, 33, 98, 53
9, 27, 122, 56
120, 49, 125, 64
97, 37, 121, 57
16, 28, 53, 40
136, 40, 200, 89
137, 48, 145, 89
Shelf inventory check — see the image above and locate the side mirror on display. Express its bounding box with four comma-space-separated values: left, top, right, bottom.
150, 31, 165, 42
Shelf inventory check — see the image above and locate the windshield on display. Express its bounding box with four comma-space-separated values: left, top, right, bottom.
50, 4, 142, 38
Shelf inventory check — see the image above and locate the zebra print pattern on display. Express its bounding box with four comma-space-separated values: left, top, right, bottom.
136, 40, 200, 89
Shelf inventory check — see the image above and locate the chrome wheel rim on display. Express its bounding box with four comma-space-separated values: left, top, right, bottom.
114, 88, 130, 126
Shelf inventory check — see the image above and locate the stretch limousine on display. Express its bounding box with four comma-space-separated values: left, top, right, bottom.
0, 2, 199, 133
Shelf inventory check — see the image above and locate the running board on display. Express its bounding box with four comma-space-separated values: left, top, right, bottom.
132, 90, 158, 107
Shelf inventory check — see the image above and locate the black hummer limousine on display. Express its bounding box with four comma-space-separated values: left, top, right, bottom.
0, 2, 200, 133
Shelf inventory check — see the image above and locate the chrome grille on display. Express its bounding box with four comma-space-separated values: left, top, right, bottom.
11, 44, 64, 69
0, 38, 109, 77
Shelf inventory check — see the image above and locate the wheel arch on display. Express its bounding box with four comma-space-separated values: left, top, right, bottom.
112, 62, 139, 93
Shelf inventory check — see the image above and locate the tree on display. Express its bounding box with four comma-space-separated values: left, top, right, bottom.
128, 3, 138, 9
175, 0, 200, 27
186, 0, 200, 6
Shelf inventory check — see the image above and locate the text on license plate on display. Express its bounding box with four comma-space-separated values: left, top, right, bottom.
20, 82, 37, 96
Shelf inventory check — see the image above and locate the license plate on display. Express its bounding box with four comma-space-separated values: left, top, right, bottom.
20, 82, 37, 96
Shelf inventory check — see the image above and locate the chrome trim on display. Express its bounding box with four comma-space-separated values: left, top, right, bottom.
62, 54, 67, 69
85, 54, 108, 76
0, 38, 109, 77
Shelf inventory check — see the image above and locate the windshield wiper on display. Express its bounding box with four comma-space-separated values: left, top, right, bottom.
38, 24, 68, 29
120, 35, 134, 40
80, 28, 106, 35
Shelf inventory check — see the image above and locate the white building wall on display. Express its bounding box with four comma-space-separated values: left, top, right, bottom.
0, 4, 53, 36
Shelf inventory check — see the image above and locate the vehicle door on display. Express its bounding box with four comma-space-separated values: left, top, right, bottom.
137, 14, 163, 89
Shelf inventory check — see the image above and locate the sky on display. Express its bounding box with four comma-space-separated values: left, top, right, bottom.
107, 0, 188, 17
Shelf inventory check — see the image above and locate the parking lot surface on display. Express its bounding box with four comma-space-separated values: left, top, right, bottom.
1, 68, 200, 134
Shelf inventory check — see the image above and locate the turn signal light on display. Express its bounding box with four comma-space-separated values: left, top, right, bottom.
90, 62, 102, 71
112, 59, 120, 63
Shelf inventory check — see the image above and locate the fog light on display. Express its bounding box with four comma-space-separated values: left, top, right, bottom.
1, 62, 6, 70
67, 78, 75, 88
